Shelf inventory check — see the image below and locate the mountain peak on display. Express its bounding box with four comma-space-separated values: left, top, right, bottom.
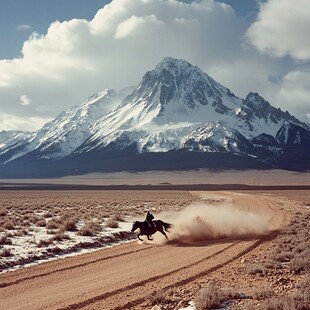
86, 88, 117, 105
154, 57, 193, 74
244, 92, 269, 106
123, 56, 239, 116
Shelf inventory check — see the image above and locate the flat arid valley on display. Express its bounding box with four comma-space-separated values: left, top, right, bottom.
1, 171, 310, 310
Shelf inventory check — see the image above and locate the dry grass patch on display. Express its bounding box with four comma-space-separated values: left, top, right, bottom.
60, 218, 77, 232
245, 263, 267, 276
78, 221, 102, 236
0, 235, 13, 245
46, 219, 60, 230
0, 248, 12, 257
105, 218, 119, 229
195, 283, 239, 310
37, 238, 54, 247
52, 232, 70, 242
148, 288, 176, 306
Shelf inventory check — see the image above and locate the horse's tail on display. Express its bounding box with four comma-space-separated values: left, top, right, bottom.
159, 220, 172, 232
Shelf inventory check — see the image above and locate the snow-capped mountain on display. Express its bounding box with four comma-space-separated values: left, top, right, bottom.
0, 88, 129, 164
75, 57, 305, 155
0, 57, 309, 176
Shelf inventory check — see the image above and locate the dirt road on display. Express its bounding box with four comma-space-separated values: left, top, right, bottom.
0, 192, 283, 310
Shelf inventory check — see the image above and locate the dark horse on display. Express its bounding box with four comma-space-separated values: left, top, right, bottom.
131, 220, 172, 241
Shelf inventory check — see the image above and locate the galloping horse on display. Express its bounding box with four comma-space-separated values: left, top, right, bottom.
131, 220, 172, 241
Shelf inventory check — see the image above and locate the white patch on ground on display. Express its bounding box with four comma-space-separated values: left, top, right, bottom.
0, 218, 134, 274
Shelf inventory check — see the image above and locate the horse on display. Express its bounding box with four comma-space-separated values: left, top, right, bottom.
131, 220, 172, 241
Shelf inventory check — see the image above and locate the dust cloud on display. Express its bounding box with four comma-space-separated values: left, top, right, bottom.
153, 202, 270, 244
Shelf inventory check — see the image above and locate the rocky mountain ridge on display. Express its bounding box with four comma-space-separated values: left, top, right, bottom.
0, 57, 309, 177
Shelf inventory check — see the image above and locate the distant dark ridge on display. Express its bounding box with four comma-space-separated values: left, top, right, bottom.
0, 183, 309, 191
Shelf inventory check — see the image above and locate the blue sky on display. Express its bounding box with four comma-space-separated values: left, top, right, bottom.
0, 0, 309, 131
0, 0, 111, 59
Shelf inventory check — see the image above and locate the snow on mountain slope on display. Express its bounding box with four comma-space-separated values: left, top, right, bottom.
0, 130, 30, 149
0, 131, 34, 164
76, 57, 245, 153
77, 57, 304, 154
0, 89, 127, 163
276, 121, 310, 146
30, 88, 124, 158
232, 92, 305, 138
181, 121, 254, 154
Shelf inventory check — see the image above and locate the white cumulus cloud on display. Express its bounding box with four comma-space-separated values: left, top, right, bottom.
0, 0, 309, 131
0, 0, 245, 131
246, 0, 310, 61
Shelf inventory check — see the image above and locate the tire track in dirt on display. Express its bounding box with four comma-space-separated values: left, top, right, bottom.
113, 235, 277, 310
62, 231, 278, 310
59, 242, 238, 310
0, 243, 155, 288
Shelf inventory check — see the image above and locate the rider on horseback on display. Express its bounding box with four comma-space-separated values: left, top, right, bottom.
145, 211, 154, 228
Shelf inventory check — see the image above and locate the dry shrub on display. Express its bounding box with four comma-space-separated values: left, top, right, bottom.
0, 248, 12, 257
195, 283, 239, 310
253, 285, 273, 300
149, 288, 175, 306
254, 290, 310, 310
44, 212, 53, 218
3, 219, 15, 230
113, 214, 125, 222
0, 210, 7, 216
105, 218, 119, 229
245, 263, 267, 276
14, 229, 28, 237
22, 220, 31, 227
61, 219, 77, 232
78, 221, 102, 236
290, 249, 310, 274
52, 232, 70, 242
46, 219, 60, 230
37, 238, 54, 247
0, 235, 13, 245
36, 219, 46, 227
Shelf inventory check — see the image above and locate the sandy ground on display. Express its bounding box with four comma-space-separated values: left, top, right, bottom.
1, 190, 303, 310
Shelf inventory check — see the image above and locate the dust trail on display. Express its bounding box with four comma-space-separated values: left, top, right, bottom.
152, 202, 270, 244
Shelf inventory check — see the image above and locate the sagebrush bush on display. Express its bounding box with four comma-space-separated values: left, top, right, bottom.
0, 248, 12, 257
36, 219, 46, 227
3, 219, 15, 230
290, 249, 310, 274
245, 263, 267, 276
105, 218, 119, 229
46, 219, 60, 230
52, 232, 70, 242
61, 219, 77, 232
195, 283, 239, 310
149, 288, 175, 306
78, 221, 102, 236
37, 238, 54, 247
0, 235, 13, 245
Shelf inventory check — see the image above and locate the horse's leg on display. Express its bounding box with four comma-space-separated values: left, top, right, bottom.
159, 228, 168, 239
147, 235, 153, 241
138, 233, 143, 241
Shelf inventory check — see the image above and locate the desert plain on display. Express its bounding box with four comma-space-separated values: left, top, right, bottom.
0, 170, 310, 310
